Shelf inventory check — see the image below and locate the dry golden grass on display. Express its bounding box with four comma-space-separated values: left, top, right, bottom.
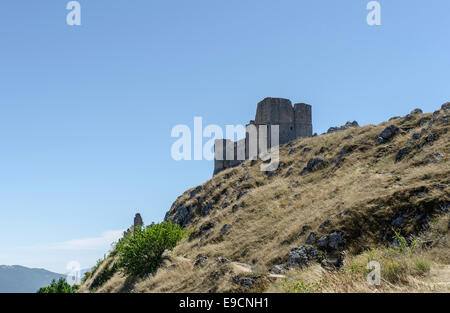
81, 108, 449, 293
270, 214, 449, 293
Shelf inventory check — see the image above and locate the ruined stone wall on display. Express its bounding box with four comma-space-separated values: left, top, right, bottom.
213, 97, 313, 175
294, 103, 312, 138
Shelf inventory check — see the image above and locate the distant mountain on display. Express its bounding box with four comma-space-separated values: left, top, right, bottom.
0, 265, 65, 293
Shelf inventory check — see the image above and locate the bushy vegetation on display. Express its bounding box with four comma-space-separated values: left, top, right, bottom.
37, 278, 79, 293
115, 222, 184, 277
384, 261, 407, 283
413, 258, 431, 275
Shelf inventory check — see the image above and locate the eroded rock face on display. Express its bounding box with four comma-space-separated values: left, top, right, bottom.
220, 224, 232, 234
165, 205, 194, 227
287, 246, 318, 268
300, 158, 327, 175
328, 232, 345, 250
376, 125, 400, 145
134, 213, 144, 227
410, 108, 423, 115
199, 221, 215, 234
316, 232, 345, 251
419, 117, 431, 126
442, 102, 449, 112
232, 276, 258, 288
201, 201, 213, 216
305, 232, 316, 245
316, 235, 329, 248
395, 147, 411, 163
327, 121, 359, 134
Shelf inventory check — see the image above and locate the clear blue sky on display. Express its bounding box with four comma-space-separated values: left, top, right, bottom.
0, 0, 449, 273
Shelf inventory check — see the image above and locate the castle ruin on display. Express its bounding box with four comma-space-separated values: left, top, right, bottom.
213, 97, 312, 175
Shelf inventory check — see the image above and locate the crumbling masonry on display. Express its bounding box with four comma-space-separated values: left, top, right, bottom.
214, 97, 312, 175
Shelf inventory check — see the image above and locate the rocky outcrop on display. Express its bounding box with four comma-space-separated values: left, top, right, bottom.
442, 102, 449, 113
133, 213, 144, 227
165, 205, 194, 227
220, 224, 232, 234
327, 121, 359, 134
376, 125, 400, 145
395, 146, 411, 163
300, 158, 327, 175
316, 231, 345, 251
287, 246, 319, 268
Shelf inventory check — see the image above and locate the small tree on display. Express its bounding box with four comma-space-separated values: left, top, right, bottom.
37, 278, 79, 293
115, 222, 184, 277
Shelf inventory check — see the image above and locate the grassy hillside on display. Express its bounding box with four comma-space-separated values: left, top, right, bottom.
79, 103, 449, 293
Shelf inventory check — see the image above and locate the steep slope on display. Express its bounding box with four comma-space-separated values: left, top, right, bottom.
80, 103, 449, 293
0, 265, 65, 293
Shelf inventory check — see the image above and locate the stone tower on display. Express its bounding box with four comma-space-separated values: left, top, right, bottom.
213, 97, 312, 175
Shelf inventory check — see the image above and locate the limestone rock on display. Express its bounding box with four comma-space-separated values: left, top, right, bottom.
189, 186, 202, 199
327, 121, 359, 134
197, 221, 214, 237
317, 232, 345, 251
270, 264, 286, 274
300, 158, 327, 175
287, 246, 318, 268
201, 201, 213, 216
220, 224, 232, 234
232, 276, 257, 288
328, 231, 345, 250
316, 235, 329, 248
395, 147, 411, 163
133, 213, 144, 227
442, 102, 449, 112
376, 125, 400, 145
419, 117, 431, 126
305, 232, 316, 245
165, 205, 194, 227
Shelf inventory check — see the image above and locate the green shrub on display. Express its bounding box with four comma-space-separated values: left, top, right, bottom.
413, 258, 431, 275
37, 278, 79, 293
384, 261, 406, 283
390, 228, 420, 255
81, 271, 92, 284
392, 229, 410, 254
116, 222, 184, 277
347, 262, 367, 276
